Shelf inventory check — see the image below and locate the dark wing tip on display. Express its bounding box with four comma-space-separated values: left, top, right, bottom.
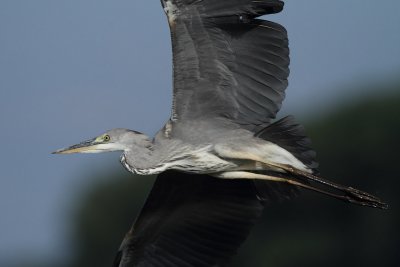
252, 0, 285, 16
168, 0, 285, 18
114, 171, 264, 267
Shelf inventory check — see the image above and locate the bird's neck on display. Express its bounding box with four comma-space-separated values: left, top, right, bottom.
120, 144, 164, 175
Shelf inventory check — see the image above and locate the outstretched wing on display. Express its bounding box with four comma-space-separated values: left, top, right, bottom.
112, 171, 264, 267
164, 0, 289, 130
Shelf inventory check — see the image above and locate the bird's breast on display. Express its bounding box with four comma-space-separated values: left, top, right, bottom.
120, 154, 166, 175
120, 148, 237, 175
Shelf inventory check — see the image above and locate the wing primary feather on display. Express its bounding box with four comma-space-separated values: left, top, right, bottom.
113, 171, 264, 267
169, 9, 289, 128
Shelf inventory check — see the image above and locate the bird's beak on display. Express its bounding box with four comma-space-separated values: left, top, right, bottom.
52, 138, 101, 154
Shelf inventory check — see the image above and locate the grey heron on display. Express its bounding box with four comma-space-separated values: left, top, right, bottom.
54, 0, 386, 209
53, 0, 388, 265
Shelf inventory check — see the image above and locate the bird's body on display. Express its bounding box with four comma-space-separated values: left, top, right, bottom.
119, 119, 308, 176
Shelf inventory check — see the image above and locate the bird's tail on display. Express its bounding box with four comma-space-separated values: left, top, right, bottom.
253, 116, 388, 209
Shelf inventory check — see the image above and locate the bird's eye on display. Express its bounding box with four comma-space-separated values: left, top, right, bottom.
103, 135, 110, 142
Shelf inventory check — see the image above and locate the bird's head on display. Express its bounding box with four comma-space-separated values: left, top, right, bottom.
52, 129, 150, 154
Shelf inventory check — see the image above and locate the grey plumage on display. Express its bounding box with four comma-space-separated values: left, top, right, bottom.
170, 16, 289, 130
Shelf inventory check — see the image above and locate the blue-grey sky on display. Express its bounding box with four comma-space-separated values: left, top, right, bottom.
0, 0, 399, 264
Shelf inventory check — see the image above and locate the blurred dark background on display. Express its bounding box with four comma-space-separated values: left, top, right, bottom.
1, 1, 399, 267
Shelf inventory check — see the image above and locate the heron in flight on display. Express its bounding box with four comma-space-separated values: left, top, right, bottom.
54, 0, 386, 208
54, 0, 387, 265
